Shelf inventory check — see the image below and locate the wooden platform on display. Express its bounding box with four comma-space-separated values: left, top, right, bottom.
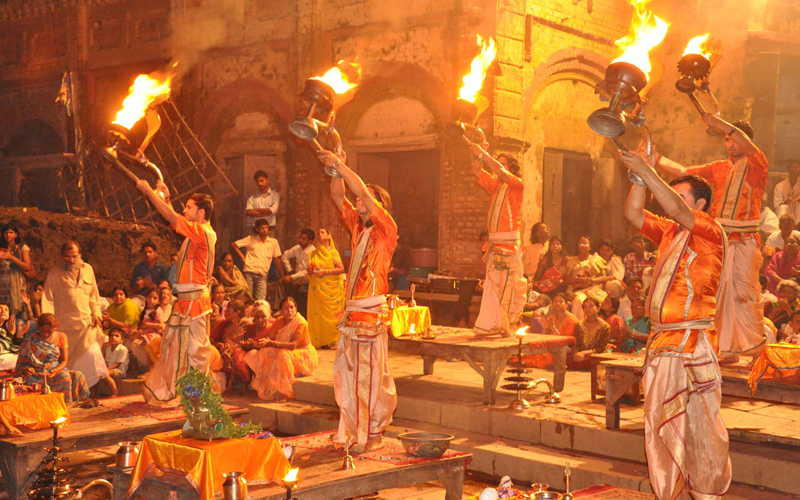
388, 326, 573, 405
602, 358, 800, 429
0, 399, 247, 500
111, 436, 471, 500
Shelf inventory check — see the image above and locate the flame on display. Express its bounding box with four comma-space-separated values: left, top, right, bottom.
113, 65, 176, 129
311, 60, 361, 94
458, 35, 497, 103
683, 33, 712, 59
612, 0, 669, 78
409, 324, 416, 334
515, 327, 528, 337
284, 468, 299, 482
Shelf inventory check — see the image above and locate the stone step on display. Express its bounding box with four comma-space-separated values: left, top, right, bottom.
247, 398, 800, 497
116, 378, 145, 396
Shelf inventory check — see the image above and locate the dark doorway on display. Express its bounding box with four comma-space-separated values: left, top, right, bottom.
356, 150, 439, 249
542, 148, 593, 253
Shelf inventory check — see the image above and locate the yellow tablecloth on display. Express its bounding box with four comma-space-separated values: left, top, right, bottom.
390, 306, 431, 337
0, 393, 69, 435
128, 430, 291, 500
747, 342, 800, 394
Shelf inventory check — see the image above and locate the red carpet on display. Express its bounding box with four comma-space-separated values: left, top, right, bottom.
574, 484, 654, 499
97, 394, 243, 421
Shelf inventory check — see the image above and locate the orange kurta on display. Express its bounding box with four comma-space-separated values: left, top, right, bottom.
640, 210, 725, 356
687, 148, 769, 244
340, 199, 398, 326
478, 171, 523, 252
171, 216, 216, 319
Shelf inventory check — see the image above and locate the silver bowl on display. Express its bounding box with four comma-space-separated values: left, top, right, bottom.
397, 432, 454, 458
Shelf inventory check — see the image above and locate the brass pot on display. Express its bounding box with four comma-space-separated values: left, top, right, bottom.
115, 442, 140, 468
222, 471, 247, 500
0, 380, 14, 401
387, 295, 401, 310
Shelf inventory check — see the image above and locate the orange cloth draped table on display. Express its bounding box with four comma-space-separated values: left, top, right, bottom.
128, 430, 291, 500
0, 393, 69, 435
747, 342, 800, 394
390, 306, 431, 337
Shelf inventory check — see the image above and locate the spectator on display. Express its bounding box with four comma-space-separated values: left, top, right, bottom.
15, 313, 90, 404
167, 252, 179, 290
42, 241, 108, 388
216, 252, 251, 301
523, 222, 550, 278
764, 235, 800, 294
307, 228, 345, 349
130, 242, 170, 296
766, 213, 800, 250
620, 297, 651, 354
761, 205, 780, 236
567, 236, 606, 318
570, 297, 610, 368
599, 295, 625, 349
211, 300, 247, 393
541, 293, 579, 336
234, 301, 276, 384
103, 286, 140, 335
780, 309, 800, 343
243, 297, 318, 401
769, 280, 800, 333
622, 235, 654, 282
245, 170, 280, 232
103, 328, 129, 396
0, 224, 33, 318
0, 302, 25, 370
618, 277, 645, 322
597, 239, 626, 299
129, 288, 165, 373
30, 281, 45, 319
231, 219, 283, 301
533, 236, 568, 296
159, 286, 173, 316
279, 229, 316, 316
774, 160, 800, 221
210, 284, 228, 331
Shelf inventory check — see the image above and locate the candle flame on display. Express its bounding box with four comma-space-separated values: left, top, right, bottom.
612, 0, 669, 79
515, 327, 528, 337
311, 60, 361, 94
409, 324, 416, 334
284, 467, 299, 482
682, 34, 710, 58
458, 35, 497, 103
113, 63, 177, 129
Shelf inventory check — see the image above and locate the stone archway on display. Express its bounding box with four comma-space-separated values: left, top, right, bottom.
2, 118, 64, 156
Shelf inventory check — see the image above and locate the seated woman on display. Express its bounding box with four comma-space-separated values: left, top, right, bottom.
244, 297, 318, 401
216, 252, 251, 301
765, 235, 800, 294
769, 280, 800, 334
210, 300, 248, 390
619, 297, 650, 354
522, 293, 576, 368
103, 286, 140, 335
567, 236, 609, 319
598, 295, 625, 350
15, 313, 90, 404
128, 287, 166, 373
533, 236, 568, 296
569, 297, 610, 369
232, 301, 275, 385
0, 302, 26, 371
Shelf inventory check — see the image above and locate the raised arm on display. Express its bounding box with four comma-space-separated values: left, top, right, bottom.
653, 154, 689, 179
318, 150, 379, 215
702, 113, 756, 156
136, 180, 178, 225
468, 143, 511, 184
621, 150, 696, 230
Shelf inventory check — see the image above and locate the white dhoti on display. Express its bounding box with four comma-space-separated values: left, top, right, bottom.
66, 324, 108, 388
644, 332, 731, 500
142, 311, 211, 405
716, 238, 766, 356
474, 233, 527, 336
333, 297, 397, 454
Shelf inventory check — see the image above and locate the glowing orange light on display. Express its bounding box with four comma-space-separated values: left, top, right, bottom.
284, 468, 299, 482
311, 61, 361, 94
515, 327, 528, 337
409, 324, 416, 334
612, 0, 669, 79
458, 35, 497, 103
683, 34, 710, 58
113, 64, 177, 129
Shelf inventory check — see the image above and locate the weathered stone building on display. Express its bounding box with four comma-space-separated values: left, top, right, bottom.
1, 0, 798, 276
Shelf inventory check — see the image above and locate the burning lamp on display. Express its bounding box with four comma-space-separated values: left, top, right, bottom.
282, 467, 300, 500
447, 36, 496, 149
676, 34, 725, 138
290, 62, 360, 178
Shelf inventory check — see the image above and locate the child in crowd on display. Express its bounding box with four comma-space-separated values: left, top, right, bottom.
780, 309, 800, 345
104, 328, 129, 397
129, 287, 166, 374
620, 297, 650, 354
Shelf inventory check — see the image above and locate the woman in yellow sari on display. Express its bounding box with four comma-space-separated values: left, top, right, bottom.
307, 228, 345, 348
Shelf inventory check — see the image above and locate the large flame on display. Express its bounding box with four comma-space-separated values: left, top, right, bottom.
311, 60, 361, 94
458, 35, 497, 103
515, 327, 528, 337
612, 0, 669, 79
284, 468, 299, 482
113, 67, 175, 129
683, 34, 710, 58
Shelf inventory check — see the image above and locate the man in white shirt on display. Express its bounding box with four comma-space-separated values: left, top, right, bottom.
245, 170, 280, 232
774, 161, 800, 222
231, 218, 284, 300
766, 213, 800, 250
279, 229, 316, 316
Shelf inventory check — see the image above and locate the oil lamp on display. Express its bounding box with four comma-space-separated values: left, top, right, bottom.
676, 34, 725, 138
282, 467, 300, 500
290, 61, 360, 178
447, 36, 496, 148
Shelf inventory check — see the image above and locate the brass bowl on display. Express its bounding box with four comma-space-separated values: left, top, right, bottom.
532, 492, 563, 500
397, 432, 454, 458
